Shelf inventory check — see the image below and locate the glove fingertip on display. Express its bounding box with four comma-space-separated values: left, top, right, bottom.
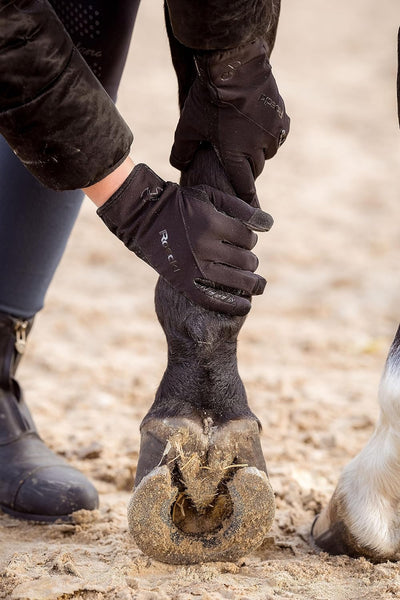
170, 143, 198, 172
169, 150, 192, 171
232, 298, 252, 317
252, 276, 267, 296
193, 281, 251, 317
220, 295, 251, 317
247, 209, 274, 232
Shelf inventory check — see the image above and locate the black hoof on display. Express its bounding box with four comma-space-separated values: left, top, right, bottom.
311, 493, 379, 560
311, 514, 361, 557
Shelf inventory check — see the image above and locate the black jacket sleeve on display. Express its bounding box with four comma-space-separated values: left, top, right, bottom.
0, 0, 133, 190
165, 0, 275, 50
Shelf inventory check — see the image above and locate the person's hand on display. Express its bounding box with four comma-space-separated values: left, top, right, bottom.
170, 38, 290, 206
97, 163, 273, 316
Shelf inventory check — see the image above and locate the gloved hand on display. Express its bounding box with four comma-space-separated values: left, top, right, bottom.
170, 38, 290, 206
97, 163, 273, 316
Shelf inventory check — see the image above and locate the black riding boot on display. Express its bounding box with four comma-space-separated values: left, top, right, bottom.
0, 313, 99, 521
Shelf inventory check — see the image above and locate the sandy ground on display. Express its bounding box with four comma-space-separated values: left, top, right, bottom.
1, 1, 399, 598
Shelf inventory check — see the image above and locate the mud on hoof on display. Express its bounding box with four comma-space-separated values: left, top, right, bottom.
127, 418, 275, 564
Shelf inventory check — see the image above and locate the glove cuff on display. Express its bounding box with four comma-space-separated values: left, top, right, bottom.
97, 164, 165, 216
195, 38, 268, 85
96, 163, 166, 248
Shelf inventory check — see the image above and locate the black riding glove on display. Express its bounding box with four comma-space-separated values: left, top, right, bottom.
170, 38, 290, 206
97, 164, 273, 316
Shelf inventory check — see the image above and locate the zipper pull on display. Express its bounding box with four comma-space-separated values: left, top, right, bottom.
15, 320, 28, 354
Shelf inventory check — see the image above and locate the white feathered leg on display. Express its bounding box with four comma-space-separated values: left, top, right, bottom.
312, 326, 400, 559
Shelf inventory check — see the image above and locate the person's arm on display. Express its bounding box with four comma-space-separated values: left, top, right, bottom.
0, 0, 132, 190
0, 0, 275, 317
165, 0, 273, 50
165, 0, 289, 206
84, 157, 135, 207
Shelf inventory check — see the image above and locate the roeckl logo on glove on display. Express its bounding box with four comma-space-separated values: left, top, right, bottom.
159, 230, 180, 272
141, 186, 164, 201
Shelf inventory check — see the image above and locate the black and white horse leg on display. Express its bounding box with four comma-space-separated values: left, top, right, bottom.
312, 325, 400, 559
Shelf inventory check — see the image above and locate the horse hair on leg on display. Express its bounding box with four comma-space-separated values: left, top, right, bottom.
312, 325, 400, 560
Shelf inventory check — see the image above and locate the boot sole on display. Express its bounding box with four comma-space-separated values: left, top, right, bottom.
0, 503, 74, 523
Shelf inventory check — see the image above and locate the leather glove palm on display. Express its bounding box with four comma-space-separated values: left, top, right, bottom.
97, 164, 273, 316
170, 38, 290, 206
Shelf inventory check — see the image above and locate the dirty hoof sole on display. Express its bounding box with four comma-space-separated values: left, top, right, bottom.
128, 464, 274, 564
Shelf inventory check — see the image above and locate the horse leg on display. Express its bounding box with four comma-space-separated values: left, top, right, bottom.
127, 146, 275, 564
127, 3, 281, 564
312, 325, 400, 559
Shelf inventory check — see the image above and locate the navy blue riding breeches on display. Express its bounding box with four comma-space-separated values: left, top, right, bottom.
0, 0, 140, 318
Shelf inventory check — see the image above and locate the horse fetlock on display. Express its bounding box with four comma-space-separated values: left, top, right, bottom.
311, 488, 373, 558
128, 417, 274, 564
312, 331, 400, 561
312, 449, 400, 560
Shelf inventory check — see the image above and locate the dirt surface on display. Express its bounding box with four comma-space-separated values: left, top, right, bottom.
1, 1, 399, 598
